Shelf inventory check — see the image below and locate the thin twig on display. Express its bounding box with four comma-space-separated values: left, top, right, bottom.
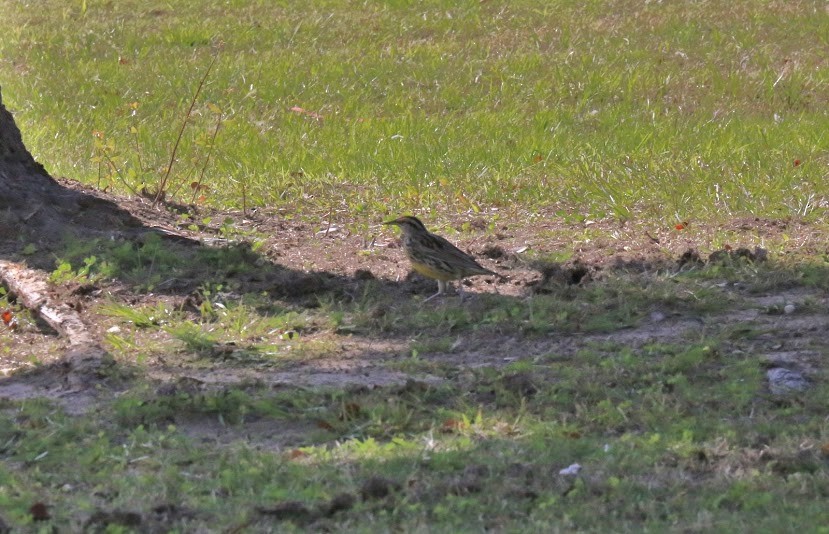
241, 179, 248, 216
153, 54, 218, 207
130, 123, 145, 176
102, 151, 139, 196
190, 111, 223, 205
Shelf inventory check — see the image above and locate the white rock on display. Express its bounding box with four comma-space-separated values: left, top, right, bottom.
767, 367, 808, 395
559, 463, 582, 476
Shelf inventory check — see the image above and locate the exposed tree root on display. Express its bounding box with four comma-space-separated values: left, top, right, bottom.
0, 259, 109, 387
0, 260, 92, 346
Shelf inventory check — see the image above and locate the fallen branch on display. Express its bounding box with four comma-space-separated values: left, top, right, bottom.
0, 259, 93, 346
0, 260, 111, 388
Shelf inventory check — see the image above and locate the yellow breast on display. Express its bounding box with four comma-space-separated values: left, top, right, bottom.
409, 260, 456, 281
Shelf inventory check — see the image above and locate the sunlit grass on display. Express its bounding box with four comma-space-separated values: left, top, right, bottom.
1, 0, 827, 222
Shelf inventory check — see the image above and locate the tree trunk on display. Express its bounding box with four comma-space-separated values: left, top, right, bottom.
0, 85, 120, 384
0, 85, 143, 268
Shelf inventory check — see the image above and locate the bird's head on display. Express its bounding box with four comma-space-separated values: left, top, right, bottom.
382, 215, 428, 234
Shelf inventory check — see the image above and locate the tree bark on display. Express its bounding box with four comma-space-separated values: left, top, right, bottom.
0, 85, 118, 383
0, 85, 144, 267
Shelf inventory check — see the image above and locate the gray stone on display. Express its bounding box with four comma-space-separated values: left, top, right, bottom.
767, 367, 808, 395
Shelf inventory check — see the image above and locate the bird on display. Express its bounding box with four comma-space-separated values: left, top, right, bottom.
383, 215, 499, 301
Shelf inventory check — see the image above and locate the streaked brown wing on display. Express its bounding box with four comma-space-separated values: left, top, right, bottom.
428, 233, 496, 276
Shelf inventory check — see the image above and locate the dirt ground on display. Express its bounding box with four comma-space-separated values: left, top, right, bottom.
1, 177, 828, 422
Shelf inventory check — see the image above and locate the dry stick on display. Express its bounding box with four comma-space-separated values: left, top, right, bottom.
241, 178, 248, 216
153, 54, 218, 208
166, 165, 196, 202
130, 122, 145, 177
0, 260, 92, 347
102, 151, 139, 196
190, 112, 223, 205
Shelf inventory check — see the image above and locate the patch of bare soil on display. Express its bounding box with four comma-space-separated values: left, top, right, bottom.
2, 179, 829, 425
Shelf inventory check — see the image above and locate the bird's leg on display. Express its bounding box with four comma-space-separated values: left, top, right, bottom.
423, 280, 447, 303
457, 281, 469, 301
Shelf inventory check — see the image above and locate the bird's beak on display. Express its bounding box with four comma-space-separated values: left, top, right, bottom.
382, 218, 399, 226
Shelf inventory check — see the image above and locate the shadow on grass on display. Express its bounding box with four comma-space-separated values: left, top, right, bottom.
2, 178, 829, 531
0, 171, 536, 389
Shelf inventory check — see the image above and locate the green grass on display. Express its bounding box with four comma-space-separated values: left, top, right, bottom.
2, 255, 820, 531
1, 0, 828, 222
2, 1, 829, 531
1, 335, 827, 531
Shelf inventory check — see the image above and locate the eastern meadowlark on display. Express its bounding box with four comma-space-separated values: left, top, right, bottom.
383, 215, 499, 301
